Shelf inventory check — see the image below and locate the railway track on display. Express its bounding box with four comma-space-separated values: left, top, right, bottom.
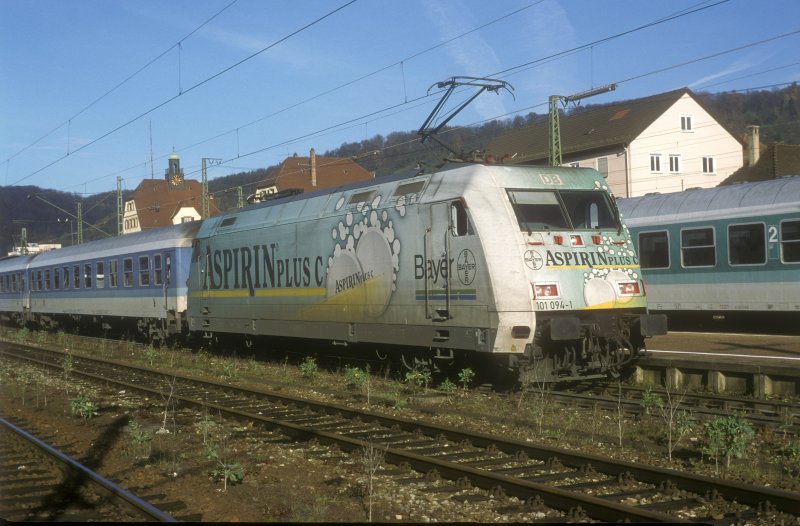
2, 342, 799, 524
0, 415, 175, 522
546, 383, 800, 435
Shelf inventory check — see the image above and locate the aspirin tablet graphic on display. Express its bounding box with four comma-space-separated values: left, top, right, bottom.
584, 278, 616, 307
355, 228, 394, 317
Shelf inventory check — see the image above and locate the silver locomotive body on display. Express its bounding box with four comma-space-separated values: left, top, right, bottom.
188, 163, 664, 381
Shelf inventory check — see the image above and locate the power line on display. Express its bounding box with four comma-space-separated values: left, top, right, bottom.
8, 0, 358, 188
2, 0, 240, 167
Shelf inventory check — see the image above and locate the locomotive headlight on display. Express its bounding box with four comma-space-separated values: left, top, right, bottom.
617, 281, 641, 296
569, 234, 584, 246
532, 282, 560, 299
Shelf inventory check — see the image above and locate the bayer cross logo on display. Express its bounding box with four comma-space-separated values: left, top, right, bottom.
524, 249, 544, 270
457, 249, 476, 285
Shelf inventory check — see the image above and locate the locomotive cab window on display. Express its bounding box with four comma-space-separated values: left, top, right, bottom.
781, 220, 800, 263
728, 223, 766, 265
638, 231, 670, 269
681, 227, 715, 267
507, 190, 568, 231
507, 189, 618, 232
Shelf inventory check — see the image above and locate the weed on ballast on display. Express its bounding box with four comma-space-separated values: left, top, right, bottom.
69, 394, 99, 419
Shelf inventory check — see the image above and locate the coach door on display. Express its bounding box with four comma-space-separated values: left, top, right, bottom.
424, 202, 452, 321
159, 252, 178, 333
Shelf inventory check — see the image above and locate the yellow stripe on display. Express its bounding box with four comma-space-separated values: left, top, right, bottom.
547, 265, 641, 270
191, 288, 326, 299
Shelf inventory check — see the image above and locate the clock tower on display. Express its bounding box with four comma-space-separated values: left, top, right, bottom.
165, 151, 184, 189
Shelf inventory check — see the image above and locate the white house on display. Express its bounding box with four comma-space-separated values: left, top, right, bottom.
487, 88, 743, 198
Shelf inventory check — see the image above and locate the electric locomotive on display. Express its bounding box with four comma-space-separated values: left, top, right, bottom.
187, 162, 666, 382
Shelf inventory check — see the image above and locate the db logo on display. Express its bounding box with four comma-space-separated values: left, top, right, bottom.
524, 250, 544, 270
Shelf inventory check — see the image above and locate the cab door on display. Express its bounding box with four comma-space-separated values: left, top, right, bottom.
424, 202, 452, 321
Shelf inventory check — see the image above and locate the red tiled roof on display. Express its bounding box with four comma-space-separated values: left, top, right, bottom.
265, 155, 373, 192
132, 179, 219, 229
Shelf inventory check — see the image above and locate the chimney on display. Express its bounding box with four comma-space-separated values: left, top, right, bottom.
310, 148, 317, 187
746, 125, 760, 167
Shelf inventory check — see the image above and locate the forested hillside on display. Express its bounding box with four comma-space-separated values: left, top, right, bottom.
2, 84, 798, 255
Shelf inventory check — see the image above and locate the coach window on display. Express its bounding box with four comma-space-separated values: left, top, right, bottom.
54, 269, 60, 290
73, 265, 80, 289
638, 231, 669, 269
154, 254, 163, 286
109, 260, 118, 288
84, 263, 92, 288
681, 227, 715, 267
45, 270, 51, 291
728, 223, 766, 265
450, 200, 472, 236
139, 256, 151, 286
62, 267, 70, 290
123, 258, 133, 287
37, 270, 43, 291
96, 261, 105, 288
782, 220, 800, 263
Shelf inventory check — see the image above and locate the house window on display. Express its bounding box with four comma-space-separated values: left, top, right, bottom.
669, 155, 680, 173
728, 223, 765, 265
638, 231, 670, 269
702, 156, 715, 174
681, 227, 715, 267
681, 114, 693, 131
650, 154, 661, 173
781, 220, 800, 263
596, 157, 608, 179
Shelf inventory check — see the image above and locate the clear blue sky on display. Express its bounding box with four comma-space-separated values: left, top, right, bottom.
1, 0, 798, 196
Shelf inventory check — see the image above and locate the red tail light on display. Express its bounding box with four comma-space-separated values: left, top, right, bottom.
617, 281, 641, 296
532, 282, 560, 299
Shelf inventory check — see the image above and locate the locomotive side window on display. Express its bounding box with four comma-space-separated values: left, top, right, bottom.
450, 200, 471, 236
681, 227, 715, 267
123, 258, 133, 287
96, 261, 105, 288
109, 259, 118, 288
507, 190, 568, 231
728, 223, 766, 265
348, 190, 376, 206
139, 256, 151, 286
638, 231, 670, 269
84, 263, 92, 288
781, 220, 800, 263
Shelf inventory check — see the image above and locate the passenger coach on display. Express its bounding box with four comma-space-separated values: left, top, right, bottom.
618, 176, 800, 330
0, 222, 199, 342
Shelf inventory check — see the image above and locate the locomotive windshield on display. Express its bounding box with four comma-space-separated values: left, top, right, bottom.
507, 189, 619, 232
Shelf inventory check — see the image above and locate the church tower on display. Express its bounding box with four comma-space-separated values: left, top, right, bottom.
165, 152, 184, 189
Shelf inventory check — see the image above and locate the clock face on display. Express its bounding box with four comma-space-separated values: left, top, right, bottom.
171, 174, 182, 186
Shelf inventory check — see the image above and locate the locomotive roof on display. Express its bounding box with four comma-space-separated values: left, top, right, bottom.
617, 176, 800, 225
24, 221, 201, 267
